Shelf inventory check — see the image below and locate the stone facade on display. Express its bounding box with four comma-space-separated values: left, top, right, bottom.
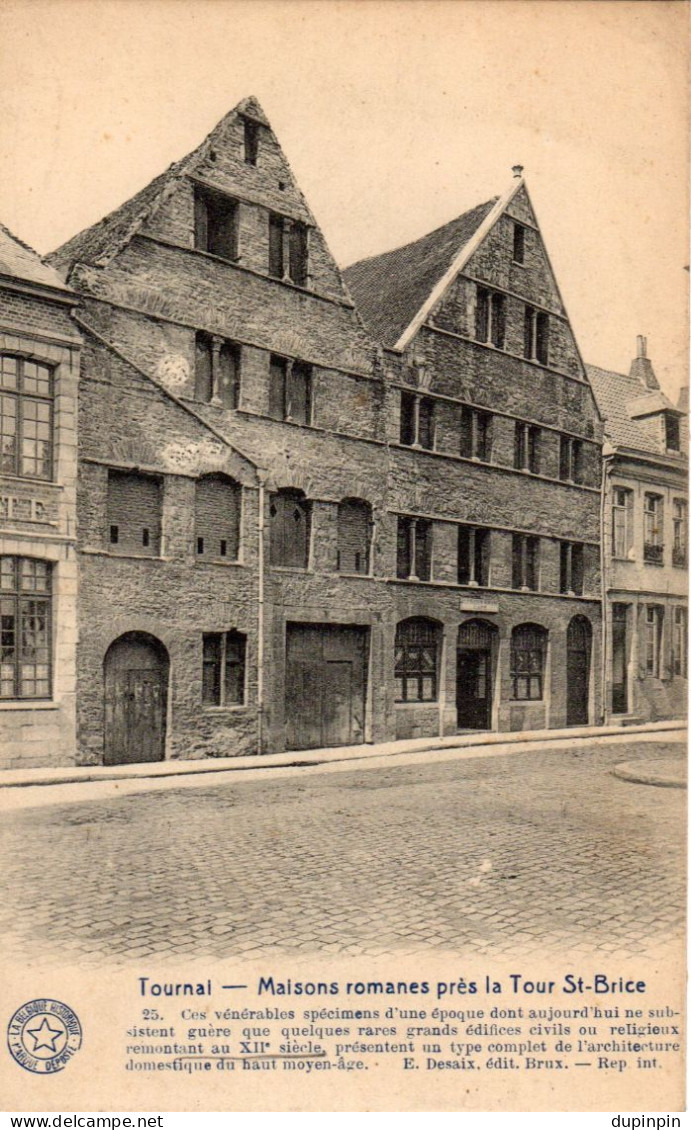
589, 342, 688, 723
0, 224, 80, 767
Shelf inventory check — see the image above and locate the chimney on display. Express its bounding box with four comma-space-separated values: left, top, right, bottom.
512, 165, 524, 179
677, 386, 689, 414
629, 335, 659, 390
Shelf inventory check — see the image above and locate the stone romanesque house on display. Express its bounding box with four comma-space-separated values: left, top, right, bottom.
588, 340, 687, 723
344, 169, 605, 737
0, 224, 80, 767
33, 97, 605, 768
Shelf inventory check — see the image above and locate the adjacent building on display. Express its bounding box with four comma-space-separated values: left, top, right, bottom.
0, 224, 80, 766
588, 340, 687, 723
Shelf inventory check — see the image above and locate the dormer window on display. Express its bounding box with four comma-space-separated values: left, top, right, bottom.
665, 412, 681, 452
243, 119, 260, 166
512, 223, 526, 264
194, 186, 239, 261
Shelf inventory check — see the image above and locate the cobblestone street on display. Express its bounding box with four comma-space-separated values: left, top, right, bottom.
1, 738, 685, 966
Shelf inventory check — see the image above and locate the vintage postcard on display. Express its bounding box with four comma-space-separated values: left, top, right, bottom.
0, 0, 687, 1116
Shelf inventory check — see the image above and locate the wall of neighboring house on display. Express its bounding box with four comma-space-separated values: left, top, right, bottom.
0, 281, 80, 768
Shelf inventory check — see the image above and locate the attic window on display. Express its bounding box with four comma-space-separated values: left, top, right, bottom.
665, 413, 681, 452
244, 120, 260, 166
513, 223, 525, 264
194, 186, 239, 261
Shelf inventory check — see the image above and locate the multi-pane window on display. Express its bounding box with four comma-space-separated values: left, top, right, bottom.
612, 487, 633, 558
475, 287, 506, 349
107, 470, 162, 556
514, 422, 541, 473
665, 413, 681, 452
400, 391, 434, 450
243, 119, 260, 166
337, 498, 372, 574
269, 489, 311, 568
195, 475, 241, 561
673, 499, 687, 567
643, 494, 664, 564
559, 435, 583, 483
268, 355, 312, 424
1, 355, 52, 480
645, 606, 663, 677
394, 617, 440, 703
460, 406, 492, 461
0, 557, 51, 700
194, 186, 239, 261
512, 534, 539, 590
559, 541, 585, 596
672, 607, 687, 677
269, 214, 309, 285
202, 631, 246, 706
510, 623, 546, 700
458, 525, 491, 586
512, 223, 526, 264
524, 306, 549, 365
397, 517, 432, 581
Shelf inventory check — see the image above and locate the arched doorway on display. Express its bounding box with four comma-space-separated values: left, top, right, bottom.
104, 632, 169, 765
457, 619, 497, 730
566, 616, 591, 726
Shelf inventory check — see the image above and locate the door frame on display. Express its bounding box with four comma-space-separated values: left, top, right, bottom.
456, 618, 498, 732
103, 631, 170, 764
566, 615, 592, 727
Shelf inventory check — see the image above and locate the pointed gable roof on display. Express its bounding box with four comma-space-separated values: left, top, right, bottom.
47, 96, 272, 277
343, 198, 497, 349
0, 222, 71, 292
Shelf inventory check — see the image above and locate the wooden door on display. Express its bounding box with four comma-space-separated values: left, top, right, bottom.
104, 633, 168, 765
456, 650, 491, 729
566, 617, 591, 726
285, 625, 367, 750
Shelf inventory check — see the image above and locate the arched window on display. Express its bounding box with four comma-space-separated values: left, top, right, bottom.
0, 556, 51, 699
510, 623, 547, 701
270, 488, 311, 568
337, 498, 372, 574
195, 475, 241, 561
395, 617, 441, 703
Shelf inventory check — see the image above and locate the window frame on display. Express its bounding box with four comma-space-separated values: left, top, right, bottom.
512, 223, 526, 264
643, 493, 664, 564
396, 516, 432, 581
524, 305, 549, 365
475, 286, 506, 349
460, 406, 492, 462
514, 422, 541, 473
0, 354, 54, 482
672, 607, 688, 678
0, 556, 52, 701
673, 498, 687, 567
612, 486, 633, 559
268, 355, 312, 425
394, 617, 440, 703
510, 623, 546, 701
457, 524, 491, 587
107, 469, 163, 557
195, 475, 242, 563
194, 186, 240, 262
559, 541, 585, 596
202, 630, 247, 708
644, 605, 663, 678
512, 534, 540, 591
399, 390, 435, 450
243, 118, 260, 166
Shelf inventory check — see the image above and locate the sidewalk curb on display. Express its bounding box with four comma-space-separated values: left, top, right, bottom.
0, 719, 685, 790
612, 758, 687, 789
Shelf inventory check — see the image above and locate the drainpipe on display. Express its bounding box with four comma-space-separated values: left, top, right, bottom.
257, 474, 266, 754
600, 450, 614, 725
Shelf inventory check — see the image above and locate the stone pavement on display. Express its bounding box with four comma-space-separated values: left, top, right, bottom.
0, 737, 685, 966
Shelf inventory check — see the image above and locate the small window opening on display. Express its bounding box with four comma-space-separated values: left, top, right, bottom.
244, 119, 259, 166
513, 223, 525, 264
142, 529, 150, 548
197, 537, 204, 555
110, 525, 119, 545
220, 540, 227, 557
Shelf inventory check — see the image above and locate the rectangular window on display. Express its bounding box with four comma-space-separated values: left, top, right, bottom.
559, 435, 584, 483
672, 607, 687, 677
268, 355, 312, 424
457, 525, 490, 586
512, 534, 539, 590
673, 499, 687, 567
612, 487, 633, 558
645, 606, 663, 677
194, 187, 239, 261
107, 470, 162, 556
0, 355, 53, 480
460, 406, 492, 461
397, 517, 432, 581
394, 619, 439, 703
0, 556, 51, 700
510, 625, 545, 700
243, 119, 259, 166
399, 391, 434, 450
195, 332, 214, 402
514, 422, 541, 473
289, 222, 309, 287
202, 631, 246, 706
559, 541, 585, 595
475, 287, 505, 348
268, 214, 285, 278
644, 494, 664, 563
524, 306, 549, 364
665, 413, 681, 452
512, 223, 525, 264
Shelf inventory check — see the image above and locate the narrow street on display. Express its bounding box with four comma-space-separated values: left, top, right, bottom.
1, 736, 684, 966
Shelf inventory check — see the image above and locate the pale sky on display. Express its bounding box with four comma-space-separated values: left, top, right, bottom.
0, 0, 688, 395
